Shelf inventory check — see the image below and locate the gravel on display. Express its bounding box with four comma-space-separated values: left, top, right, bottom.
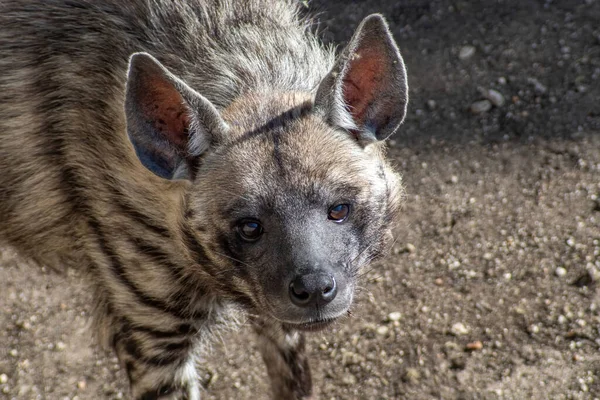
450, 323, 470, 336
458, 45, 476, 60
555, 267, 568, 278
469, 99, 492, 114
478, 87, 505, 107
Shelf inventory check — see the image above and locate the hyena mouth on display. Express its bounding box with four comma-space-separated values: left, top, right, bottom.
283, 317, 337, 332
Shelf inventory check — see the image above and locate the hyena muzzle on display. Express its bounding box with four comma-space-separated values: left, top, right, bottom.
0, 1, 408, 399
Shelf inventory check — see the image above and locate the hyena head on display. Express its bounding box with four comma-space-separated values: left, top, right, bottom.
125, 15, 407, 329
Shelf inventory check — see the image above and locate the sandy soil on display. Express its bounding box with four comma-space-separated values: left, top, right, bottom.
1, 1, 600, 399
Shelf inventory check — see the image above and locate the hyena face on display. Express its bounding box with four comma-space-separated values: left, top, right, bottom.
125, 15, 407, 329
186, 95, 402, 329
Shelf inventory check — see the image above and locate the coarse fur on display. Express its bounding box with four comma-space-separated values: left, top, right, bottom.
0, 1, 408, 399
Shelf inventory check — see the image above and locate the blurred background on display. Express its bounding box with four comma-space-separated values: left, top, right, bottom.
1, 1, 599, 399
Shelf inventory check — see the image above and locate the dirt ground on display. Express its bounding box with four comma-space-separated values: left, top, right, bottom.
1, 1, 600, 399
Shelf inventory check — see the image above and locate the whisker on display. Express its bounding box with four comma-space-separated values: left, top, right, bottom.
212, 250, 254, 269
350, 242, 375, 266
355, 266, 376, 280
385, 233, 402, 256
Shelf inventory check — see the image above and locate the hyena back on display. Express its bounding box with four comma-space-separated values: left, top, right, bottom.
0, 1, 408, 399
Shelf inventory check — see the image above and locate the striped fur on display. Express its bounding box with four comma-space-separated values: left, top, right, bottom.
0, 1, 408, 399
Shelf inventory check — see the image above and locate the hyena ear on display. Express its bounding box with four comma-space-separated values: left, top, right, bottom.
125, 52, 228, 180
314, 14, 408, 143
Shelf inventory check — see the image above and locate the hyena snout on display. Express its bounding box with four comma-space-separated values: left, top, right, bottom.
289, 272, 337, 308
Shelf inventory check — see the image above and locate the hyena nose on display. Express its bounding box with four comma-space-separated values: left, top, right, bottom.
289, 273, 337, 307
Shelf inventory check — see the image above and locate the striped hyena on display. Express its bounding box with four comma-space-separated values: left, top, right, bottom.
0, 1, 408, 399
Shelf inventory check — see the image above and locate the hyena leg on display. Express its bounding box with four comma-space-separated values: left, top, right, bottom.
106, 313, 201, 400
252, 318, 313, 400
85, 224, 204, 399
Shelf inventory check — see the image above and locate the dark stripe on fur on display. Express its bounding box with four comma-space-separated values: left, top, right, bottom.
123, 234, 211, 320
125, 235, 179, 270
88, 217, 195, 320
34, 105, 89, 246
121, 316, 196, 340
181, 225, 211, 266
122, 335, 190, 367
107, 183, 172, 239
124, 234, 190, 297
130, 321, 195, 339
225, 102, 313, 149
125, 361, 135, 384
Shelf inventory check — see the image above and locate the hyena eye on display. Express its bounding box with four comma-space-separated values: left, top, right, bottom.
328, 204, 351, 222
238, 219, 263, 242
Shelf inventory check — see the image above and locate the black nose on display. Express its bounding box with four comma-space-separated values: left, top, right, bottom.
289, 273, 337, 307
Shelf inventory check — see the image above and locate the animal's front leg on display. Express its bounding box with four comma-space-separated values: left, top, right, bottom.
253, 317, 313, 400
109, 316, 201, 400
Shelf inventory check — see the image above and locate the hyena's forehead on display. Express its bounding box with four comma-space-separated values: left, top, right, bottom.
203, 107, 384, 212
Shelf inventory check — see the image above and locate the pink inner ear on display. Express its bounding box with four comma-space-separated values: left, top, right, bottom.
140, 78, 190, 148
342, 46, 388, 126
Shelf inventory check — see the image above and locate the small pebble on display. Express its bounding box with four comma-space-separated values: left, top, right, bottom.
451, 322, 470, 336
466, 341, 483, 351
426, 99, 437, 110
376, 326, 389, 336
17, 320, 32, 330
0, 374, 7, 384
434, 278, 444, 286
56, 341, 67, 351
403, 368, 421, 383
77, 380, 87, 390
527, 77, 547, 94
555, 267, 567, 277
470, 100, 492, 114
459, 45, 476, 60
387, 312, 402, 322
341, 373, 357, 386
9, 349, 18, 357
484, 89, 505, 107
